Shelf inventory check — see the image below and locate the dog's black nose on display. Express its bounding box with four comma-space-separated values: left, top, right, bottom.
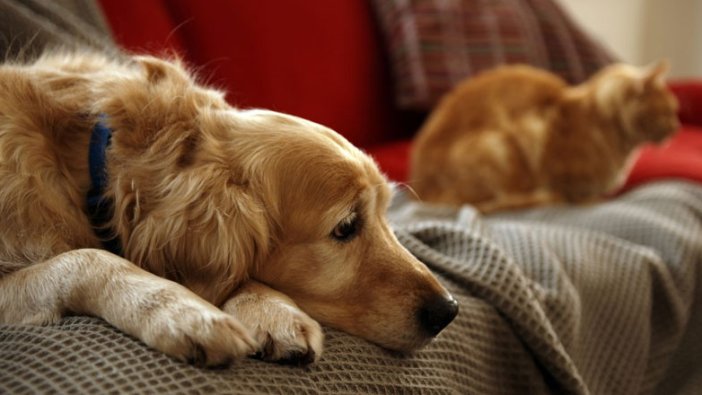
418, 296, 459, 336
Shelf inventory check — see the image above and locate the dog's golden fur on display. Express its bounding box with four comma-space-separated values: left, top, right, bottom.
411, 62, 679, 212
0, 52, 457, 366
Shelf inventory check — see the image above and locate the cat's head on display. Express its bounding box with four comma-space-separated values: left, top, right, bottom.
588, 60, 679, 144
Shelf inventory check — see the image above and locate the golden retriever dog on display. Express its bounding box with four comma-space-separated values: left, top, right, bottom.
0, 52, 458, 366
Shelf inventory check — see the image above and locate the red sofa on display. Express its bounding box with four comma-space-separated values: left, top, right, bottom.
99, 0, 702, 190
5, 3, 702, 394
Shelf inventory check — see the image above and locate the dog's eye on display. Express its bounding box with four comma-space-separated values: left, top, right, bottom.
331, 214, 359, 242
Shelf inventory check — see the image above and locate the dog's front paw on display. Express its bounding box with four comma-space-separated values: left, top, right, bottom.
223, 283, 324, 365
252, 305, 323, 365
140, 296, 257, 367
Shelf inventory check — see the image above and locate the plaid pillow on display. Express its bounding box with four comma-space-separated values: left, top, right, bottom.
372, 0, 615, 110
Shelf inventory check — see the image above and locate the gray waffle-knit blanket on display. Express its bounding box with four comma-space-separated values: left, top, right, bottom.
1, 180, 701, 394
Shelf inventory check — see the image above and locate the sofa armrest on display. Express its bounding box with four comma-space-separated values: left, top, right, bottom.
669, 81, 702, 127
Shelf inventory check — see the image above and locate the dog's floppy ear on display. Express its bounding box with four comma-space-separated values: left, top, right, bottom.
95, 56, 202, 154
115, 166, 270, 304
136, 56, 168, 83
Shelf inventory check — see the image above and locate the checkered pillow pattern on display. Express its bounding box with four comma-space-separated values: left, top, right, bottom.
372, 0, 615, 109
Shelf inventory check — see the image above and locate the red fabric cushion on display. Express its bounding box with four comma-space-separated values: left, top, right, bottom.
670, 81, 702, 127
99, 0, 409, 149
367, 140, 412, 182
623, 127, 702, 191
100, 0, 185, 54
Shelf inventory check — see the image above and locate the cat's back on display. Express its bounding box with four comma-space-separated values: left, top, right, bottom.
415, 65, 566, 151
448, 65, 566, 118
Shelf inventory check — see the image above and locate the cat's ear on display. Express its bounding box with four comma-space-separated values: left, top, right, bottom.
642, 59, 670, 87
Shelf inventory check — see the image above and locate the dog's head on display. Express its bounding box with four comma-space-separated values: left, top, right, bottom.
103, 56, 458, 352
234, 110, 459, 352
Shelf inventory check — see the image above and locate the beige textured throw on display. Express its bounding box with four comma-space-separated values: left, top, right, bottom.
1, 181, 701, 394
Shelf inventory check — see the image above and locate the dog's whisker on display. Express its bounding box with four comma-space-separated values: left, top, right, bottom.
383, 180, 423, 202
164, 18, 194, 51
395, 182, 422, 202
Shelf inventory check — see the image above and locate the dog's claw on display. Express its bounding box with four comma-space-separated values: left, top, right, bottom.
254, 344, 316, 366
244, 315, 323, 365
279, 350, 307, 366
185, 339, 208, 366
288, 349, 316, 366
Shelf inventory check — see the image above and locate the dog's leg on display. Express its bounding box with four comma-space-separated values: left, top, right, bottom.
222, 280, 323, 365
0, 248, 256, 366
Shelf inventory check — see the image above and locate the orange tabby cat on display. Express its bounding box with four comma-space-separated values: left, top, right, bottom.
410, 61, 679, 213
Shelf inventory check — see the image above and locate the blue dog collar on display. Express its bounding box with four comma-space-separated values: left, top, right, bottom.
86, 116, 122, 256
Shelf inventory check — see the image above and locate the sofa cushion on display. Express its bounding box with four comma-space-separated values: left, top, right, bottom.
624, 127, 702, 191
372, 0, 615, 110
100, 0, 413, 149
670, 81, 702, 127
367, 140, 412, 182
